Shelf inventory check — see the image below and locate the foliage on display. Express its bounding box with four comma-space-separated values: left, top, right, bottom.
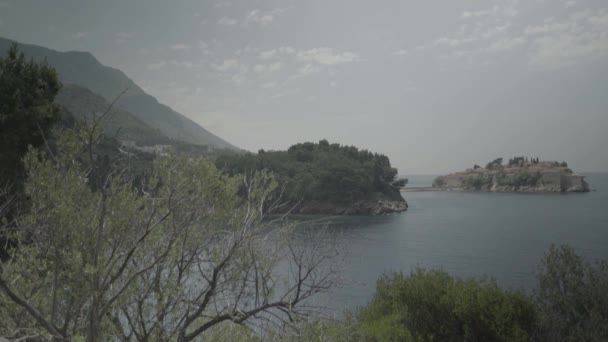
508, 156, 526, 167
0, 43, 61, 189
494, 170, 543, 188
354, 245, 608, 342
535, 245, 608, 341
462, 174, 493, 190
261, 315, 361, 341
432, 176, 446, 187
485, 158, 503, 170
0, 126, 337, 341
358, 269, 537, 342
215, 139, 404, 206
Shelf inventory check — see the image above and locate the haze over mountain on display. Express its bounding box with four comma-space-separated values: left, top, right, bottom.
0, 37, 238, 151
0, 0, 607, 173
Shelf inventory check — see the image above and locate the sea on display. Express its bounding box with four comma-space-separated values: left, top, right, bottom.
296, 173, 608, 314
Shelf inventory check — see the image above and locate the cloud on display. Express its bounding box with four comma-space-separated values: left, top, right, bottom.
215, 1, 231, 8
261, 82, 277, 89
245, 10, 274, 26
489, 36, 527, 51
198, 41, 214, 56
254, 62, 282, 74
244, 8, 288, 27
292, 64, 322, 78
404, 0, 527, 63
230, 65, 250, 86
461, 0, 519, 20
72, 32, 89, 39
392, 49, 409, 56
218, 16, 238, 26
214, 58, 239, 71
296, 48, 360, 65
147, 61, 167, 70
115, 32, 133, 44
525, 9, 608, 69
259, 47, 295, 60
171, 44, 191, 52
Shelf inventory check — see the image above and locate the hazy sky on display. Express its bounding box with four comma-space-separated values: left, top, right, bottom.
1, 0, 607, 174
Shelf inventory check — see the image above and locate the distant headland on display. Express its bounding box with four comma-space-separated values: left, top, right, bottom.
432, 157, 589, 193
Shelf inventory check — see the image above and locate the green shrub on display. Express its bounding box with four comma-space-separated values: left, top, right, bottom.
358, 269, 537, 342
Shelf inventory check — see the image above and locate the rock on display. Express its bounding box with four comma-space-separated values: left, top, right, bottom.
289, 198, 408, 216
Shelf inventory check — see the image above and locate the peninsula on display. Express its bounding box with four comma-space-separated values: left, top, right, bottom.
432, 157, 589, 193
215, 140, 408, 215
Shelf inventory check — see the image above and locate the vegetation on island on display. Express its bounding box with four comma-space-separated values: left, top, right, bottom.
215, 141, 408, 212
434, 155, 584, 191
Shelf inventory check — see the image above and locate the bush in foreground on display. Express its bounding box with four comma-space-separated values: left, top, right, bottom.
358, 269, 536, 341
355, 245, 608, 342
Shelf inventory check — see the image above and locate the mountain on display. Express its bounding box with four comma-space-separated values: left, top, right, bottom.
0, 36, 238, 151
56, 84, 172, 146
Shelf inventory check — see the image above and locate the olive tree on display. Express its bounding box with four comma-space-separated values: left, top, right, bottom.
0, 124, 338, 341
535, 245, 608, 341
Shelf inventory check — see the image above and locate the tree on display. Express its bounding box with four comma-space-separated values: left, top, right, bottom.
0, 43, 62, 260
535, 245, 608, 341
391, 178, 408, 189
0, 124, 338, 341
486, 158, 503, 170
0, 43, 61, 189
357, 269, 536, 341
215, 140, 405, 210
432, 176, 446, 187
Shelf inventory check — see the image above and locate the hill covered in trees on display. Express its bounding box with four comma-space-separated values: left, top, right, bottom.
215, 140, 408, 215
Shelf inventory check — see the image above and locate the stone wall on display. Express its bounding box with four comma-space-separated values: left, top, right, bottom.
540, 173, 563, 191
562, 175, 588, 192
444, 176, 464, 188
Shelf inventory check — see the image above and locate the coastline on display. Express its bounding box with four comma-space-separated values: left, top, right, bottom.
284, 198, 408, 216
402, 187, 589, 193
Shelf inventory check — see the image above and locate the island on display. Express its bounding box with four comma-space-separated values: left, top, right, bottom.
215, 140, 408, 215
432, 157, 589, 193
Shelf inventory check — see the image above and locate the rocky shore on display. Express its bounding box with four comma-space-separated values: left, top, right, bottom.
288, 198, 408, 216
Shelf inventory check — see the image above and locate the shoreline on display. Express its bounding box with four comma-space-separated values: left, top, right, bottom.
282, 198, 408, 216
402, 187, 590, 193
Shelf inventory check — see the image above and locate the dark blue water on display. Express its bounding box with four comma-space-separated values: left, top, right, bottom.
307, 173, 608, 312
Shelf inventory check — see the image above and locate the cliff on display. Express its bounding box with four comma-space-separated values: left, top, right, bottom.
433, 159, 589, 193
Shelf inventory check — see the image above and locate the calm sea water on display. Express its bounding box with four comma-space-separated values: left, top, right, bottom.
301, 173, 608, 313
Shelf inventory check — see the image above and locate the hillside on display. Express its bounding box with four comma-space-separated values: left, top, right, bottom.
215, 140, 408, 215
433, 157, 589, 192
0, 36, 238, 150
56, 84, 172, 146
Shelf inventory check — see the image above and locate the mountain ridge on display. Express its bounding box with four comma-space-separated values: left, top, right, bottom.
0, 36, 238, 151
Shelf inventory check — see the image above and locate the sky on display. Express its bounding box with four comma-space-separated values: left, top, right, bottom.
1, 0, 607, 174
